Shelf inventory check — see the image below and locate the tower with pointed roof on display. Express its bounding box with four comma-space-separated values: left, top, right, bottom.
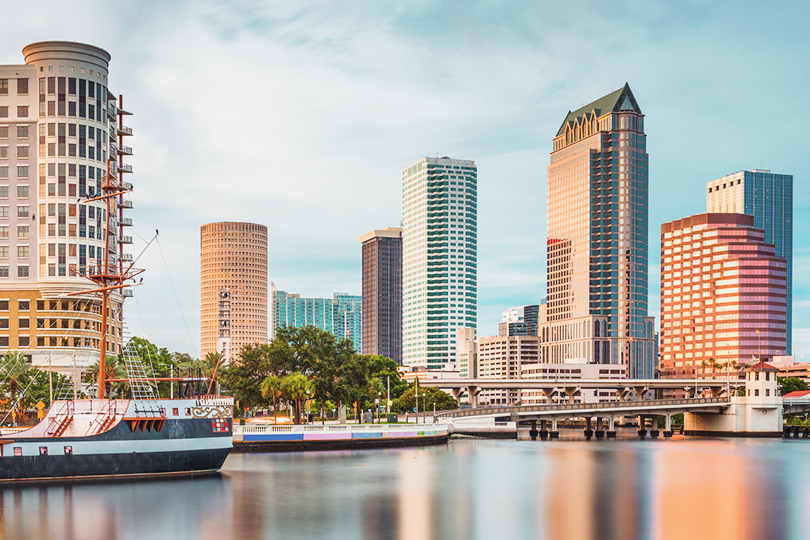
542, 84, 655, 378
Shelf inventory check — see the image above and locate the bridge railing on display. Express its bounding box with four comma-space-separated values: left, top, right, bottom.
440, 397, 730, 418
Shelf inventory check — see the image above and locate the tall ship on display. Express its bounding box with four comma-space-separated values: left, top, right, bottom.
0, 41, 233, 481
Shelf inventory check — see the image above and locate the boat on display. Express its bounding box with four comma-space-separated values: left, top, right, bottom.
0, 159, 233, 481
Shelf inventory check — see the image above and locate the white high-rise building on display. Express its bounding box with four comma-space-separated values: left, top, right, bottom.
0, 42, 133, 372
402, 157, 477, 369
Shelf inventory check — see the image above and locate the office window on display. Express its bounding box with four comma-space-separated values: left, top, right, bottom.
17, 266, 29, 277
0, 247, 7, 258
17, 166, 28, 178
0, 126, 6, 138
18, 336, 29, 348
18, 245, 29, 258
0, 107, 7, 118
0, 206, 7, 218
17, 206, 29, 218
0, 79, 7, 95
17, 107, 28, 118
0, 267, 7, 278
17, 226, 28, 239
17, 78, 28, 95
18, 318, 29, 329
0, 187, 6, 199
17, 146, 28, 158
17, 126, 28, 138
0, 226, 7, 238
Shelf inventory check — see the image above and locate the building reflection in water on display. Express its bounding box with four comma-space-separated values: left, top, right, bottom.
653, 441, 786, 540
0, 474, 232, 540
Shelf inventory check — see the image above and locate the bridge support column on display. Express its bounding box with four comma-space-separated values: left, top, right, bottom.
650, 415, 660, 439
550, 418, 559, 439
607, 417, 617, 439
584, 417, 593, 439
539, 419, 549, 440
466, 386, 481, 408
529, 419, 538, 440
450, 388, 463, 403
637, 416, 647, 438
595, 417, 605, 439
663, 413, 673, 438
564, 387, 579, 404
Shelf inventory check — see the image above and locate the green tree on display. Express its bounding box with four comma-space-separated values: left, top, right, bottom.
393, 385, 458, 413
218, 343, 273, 413
0, 352, 31, 414
779, 377, 808, 396
261, 374, 283, 415
281, 372, 312, 425
85, 355, 128, 398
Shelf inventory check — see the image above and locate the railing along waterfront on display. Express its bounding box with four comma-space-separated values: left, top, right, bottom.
233, 423, 449, 436
440, 397, 730, 419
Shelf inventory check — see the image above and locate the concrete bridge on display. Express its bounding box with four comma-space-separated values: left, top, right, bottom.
420, 377, 734, 406
438, 397, 729, 439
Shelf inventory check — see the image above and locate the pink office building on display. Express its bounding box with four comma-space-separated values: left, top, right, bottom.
659, 213, 787, 380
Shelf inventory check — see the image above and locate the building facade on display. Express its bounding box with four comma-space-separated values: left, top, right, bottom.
707, 169, 793, 350
272, 287, 362, 349
360, 227, 402, 364
200, 222, 268, 360
0, 41, 133, 373
402, 157, 477, 369
476, 335, 540, 405
659, 213, 787, 380
499, 303, 545, 337
545, 83, 655, 378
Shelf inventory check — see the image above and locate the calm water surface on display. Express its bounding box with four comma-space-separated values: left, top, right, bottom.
1, 432, 809, 540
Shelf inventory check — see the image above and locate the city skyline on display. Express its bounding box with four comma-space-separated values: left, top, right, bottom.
2, 2, 806, 358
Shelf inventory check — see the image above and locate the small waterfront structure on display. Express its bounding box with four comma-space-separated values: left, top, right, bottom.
684, 362, 783, 436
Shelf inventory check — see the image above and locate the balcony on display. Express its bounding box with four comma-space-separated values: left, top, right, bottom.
119, 144, 133, 156
120, 199, 133, 209
119, 217, 133, 227
118, 163, 133, 173
120, 253, 133, 262
122, 181, 133, 191
122, 289, 134, 298
119, 125, 133, 136
119, 235, 133, 245
107, 102, 117, 119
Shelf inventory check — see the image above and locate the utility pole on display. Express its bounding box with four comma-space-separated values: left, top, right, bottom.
48, 353, 53, 406
72, 353, 77, 400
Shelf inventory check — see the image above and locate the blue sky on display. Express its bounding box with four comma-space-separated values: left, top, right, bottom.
3, 1, 808, 359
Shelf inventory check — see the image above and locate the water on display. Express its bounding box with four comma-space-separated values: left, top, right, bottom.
2, 432, 809, 540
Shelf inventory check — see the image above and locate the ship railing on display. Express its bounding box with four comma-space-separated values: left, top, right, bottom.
196, 396, 234, 407
85, 400, 118, 436
234, 423, 449, 435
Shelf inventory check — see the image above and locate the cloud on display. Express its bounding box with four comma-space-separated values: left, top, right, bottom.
3, 0, 808, 354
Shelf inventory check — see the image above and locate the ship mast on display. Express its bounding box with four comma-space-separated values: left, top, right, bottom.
68, 157, 142, 399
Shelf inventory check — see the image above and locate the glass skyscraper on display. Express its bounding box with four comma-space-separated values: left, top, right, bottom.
402, 157, 477, 369
544, 83, 656, 378
272, 286, 362, 350
707, 169, 793, 352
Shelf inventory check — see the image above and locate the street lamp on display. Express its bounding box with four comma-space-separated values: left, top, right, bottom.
305, 389, 310, 424
422, 392, 426, 424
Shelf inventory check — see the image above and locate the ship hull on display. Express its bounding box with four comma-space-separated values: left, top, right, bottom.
0, 447, 231, 482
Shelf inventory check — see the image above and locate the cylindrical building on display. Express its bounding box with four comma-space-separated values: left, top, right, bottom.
200, 222, 268, 360
0, 41, 133, 373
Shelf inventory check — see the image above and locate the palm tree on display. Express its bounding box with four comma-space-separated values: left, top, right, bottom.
1, 352, 31, 417
281, 372, 312, 425
85, 355, 127, 398
261, 374, 283, 421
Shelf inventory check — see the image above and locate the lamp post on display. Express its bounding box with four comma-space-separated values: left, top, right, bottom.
422, 392, 426, 424
305, 389, 310, 425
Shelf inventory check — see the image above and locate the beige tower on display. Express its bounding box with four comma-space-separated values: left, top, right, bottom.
0, 41, 133, 373
200, 222, 268, 360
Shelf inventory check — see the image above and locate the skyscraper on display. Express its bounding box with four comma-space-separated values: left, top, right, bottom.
200, 222, 268, 360
707, 169, 793, 350
360, 227, 402, 364
0, 41, 133, 372
272, 288, 362, 349
499, 304, 545, 337
402, 157, 477, 369
544, 83, 655, 378
660, 213, 787, 377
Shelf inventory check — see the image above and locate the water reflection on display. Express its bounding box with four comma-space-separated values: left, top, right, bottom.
1, 437, 807, 539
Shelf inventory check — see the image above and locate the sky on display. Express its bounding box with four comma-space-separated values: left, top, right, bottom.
2, 0, 808, 359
